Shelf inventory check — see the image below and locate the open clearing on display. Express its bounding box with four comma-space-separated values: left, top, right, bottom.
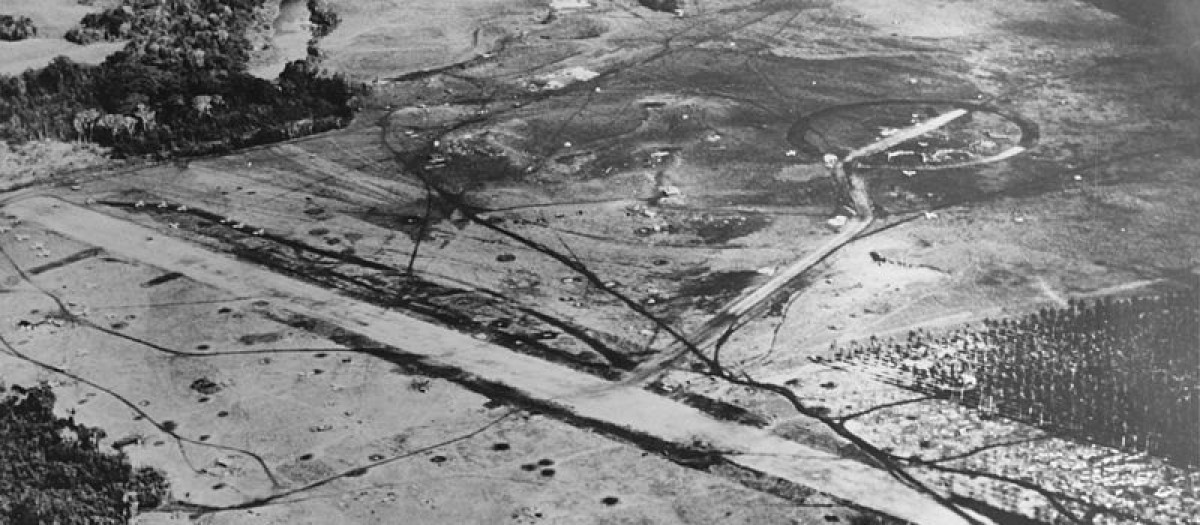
2, 0, 1198, 523
0, 0, 125, 75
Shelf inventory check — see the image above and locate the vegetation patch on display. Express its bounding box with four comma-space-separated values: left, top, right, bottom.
307, 0, 340, 39
673, 270, 761, 313
0, 14, 37, 41
826, 289, 1200, 467
637, 0, 682, 13
0, 0, 359, 158
0, 383, 169, 523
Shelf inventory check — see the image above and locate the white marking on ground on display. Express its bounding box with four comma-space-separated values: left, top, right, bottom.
1035, 277, 1068, 308
6, 196, 981, 525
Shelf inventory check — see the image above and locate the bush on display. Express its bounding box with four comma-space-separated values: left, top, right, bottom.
308, 0, 340, 39
637, 0, 682, 13
0, 14, 37, 41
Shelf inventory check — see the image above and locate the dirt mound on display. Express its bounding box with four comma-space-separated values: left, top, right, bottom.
190, 377, 222, 395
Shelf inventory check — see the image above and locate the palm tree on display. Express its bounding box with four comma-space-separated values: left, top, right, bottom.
72, 108, 103, 140
133, 103, 157, 131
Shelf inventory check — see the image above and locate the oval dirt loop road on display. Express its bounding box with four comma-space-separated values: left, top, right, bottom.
787, 99, 1040, 172
628, 105, 993, 384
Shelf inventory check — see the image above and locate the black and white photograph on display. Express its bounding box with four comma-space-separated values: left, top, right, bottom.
0, 0, 1196, 523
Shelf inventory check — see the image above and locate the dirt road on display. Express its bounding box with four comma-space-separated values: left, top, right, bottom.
625, 216, 873, 383
629, 106, 990, 383
5, 195, 981, 525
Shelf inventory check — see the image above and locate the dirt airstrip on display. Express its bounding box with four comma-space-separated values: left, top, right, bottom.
2, 0, 1199, 523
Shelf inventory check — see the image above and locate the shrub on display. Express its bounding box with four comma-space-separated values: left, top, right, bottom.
637, 0, 682, 13
307, 0, 341, 39
0, 14, 36, 41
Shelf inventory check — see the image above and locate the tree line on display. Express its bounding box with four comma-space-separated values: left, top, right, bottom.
0, 0, 359, 158
829, 288, 1199, 467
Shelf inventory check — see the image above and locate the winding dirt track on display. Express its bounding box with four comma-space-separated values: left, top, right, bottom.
5, 195, 986, 525
628, 106, 998, 384
624, 217, 873, 383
